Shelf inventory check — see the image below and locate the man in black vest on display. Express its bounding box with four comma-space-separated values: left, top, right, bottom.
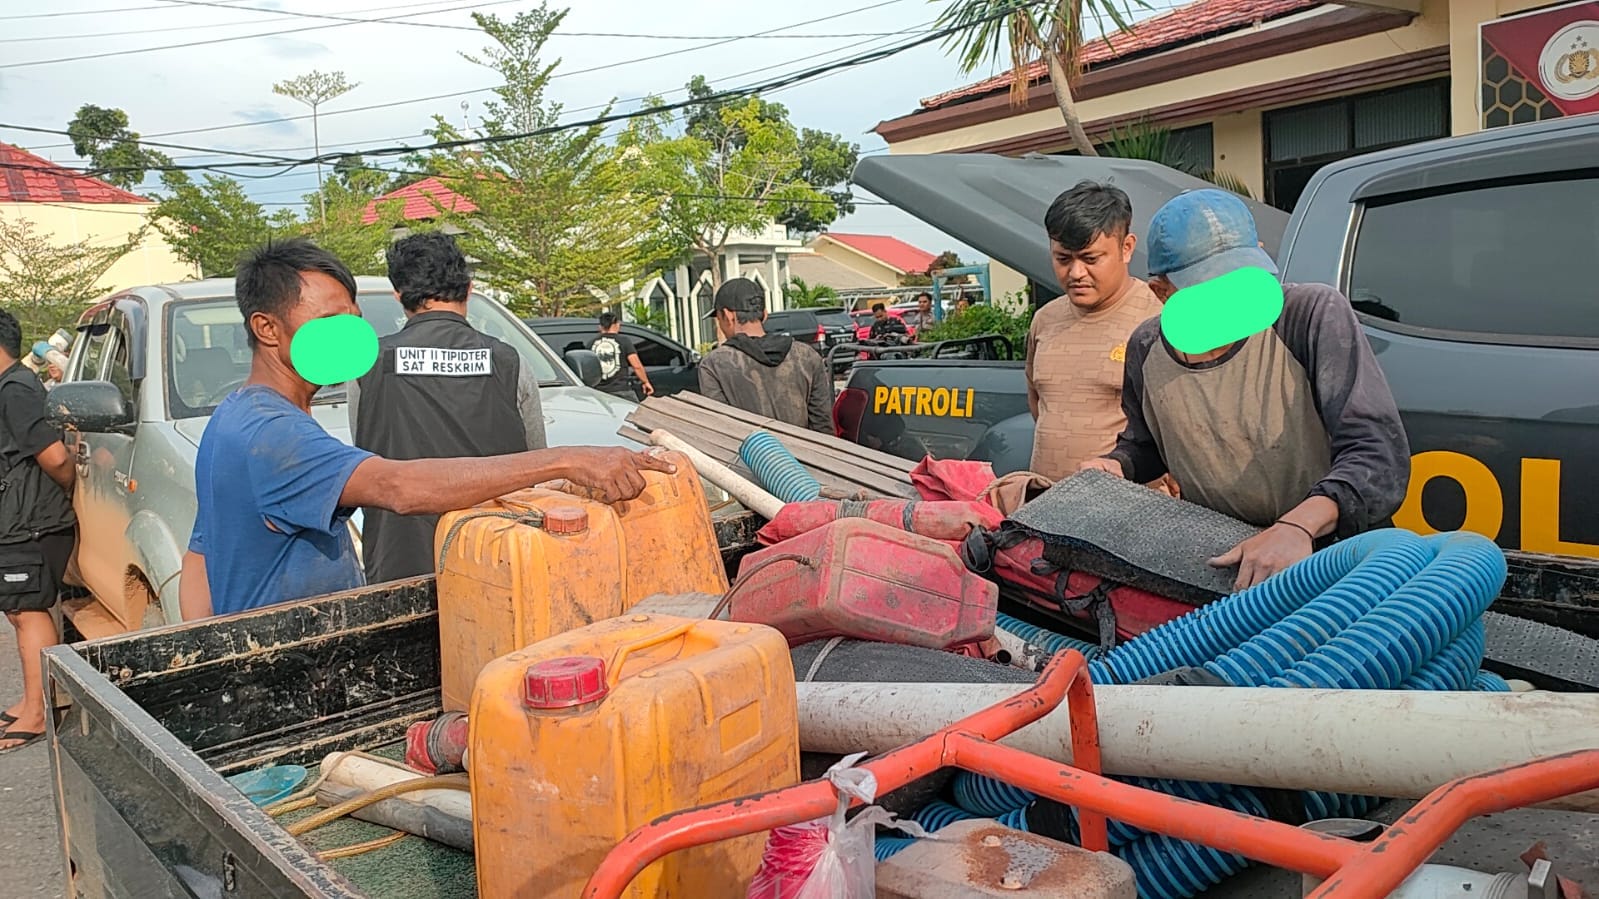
0, 309, 76, 753
348, 232, 547, 584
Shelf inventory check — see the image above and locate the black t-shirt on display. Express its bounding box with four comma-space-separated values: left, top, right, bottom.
0, 379, 61, 459
0, 364, 74, 540
590, 332, 637, 387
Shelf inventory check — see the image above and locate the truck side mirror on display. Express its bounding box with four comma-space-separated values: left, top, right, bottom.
563, 349, 603, 388
48, 381, 136, 434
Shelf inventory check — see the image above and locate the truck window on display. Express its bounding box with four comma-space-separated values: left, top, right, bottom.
631, 335, 682, 368
105, 326, 137, 412
1347, 174, 1599, 340
74, 320, 112, 382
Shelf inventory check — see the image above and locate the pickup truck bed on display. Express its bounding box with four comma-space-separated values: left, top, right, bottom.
48, 560, 1599, 899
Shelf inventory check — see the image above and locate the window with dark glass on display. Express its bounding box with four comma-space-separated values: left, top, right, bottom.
1347, 174, 1599, 340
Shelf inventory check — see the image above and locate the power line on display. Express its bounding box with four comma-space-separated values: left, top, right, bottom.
145, 0, 490, 33
154, 13, 933, 165
0, 0, 260, 21
18, 0, 915, 149
8, 0, 1044, 180
0, 0, 491, 43
0, 0, 524, 70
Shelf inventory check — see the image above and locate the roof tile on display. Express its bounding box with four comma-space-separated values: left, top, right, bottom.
919, 0, 1322, 110
818, 232, 937, 275
0, 143, 152, 205
361, 176, 479, 224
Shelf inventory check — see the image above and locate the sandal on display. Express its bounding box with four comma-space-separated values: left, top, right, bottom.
0, 730, 44, 754
0, 712, 15, 727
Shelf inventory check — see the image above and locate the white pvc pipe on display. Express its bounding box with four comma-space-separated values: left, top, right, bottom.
795, 683, 1599, 812
648, 428, 785, 520
318, 752, 472, 820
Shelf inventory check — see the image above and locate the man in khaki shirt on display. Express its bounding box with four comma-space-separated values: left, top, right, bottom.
1026, 180, 1170, 492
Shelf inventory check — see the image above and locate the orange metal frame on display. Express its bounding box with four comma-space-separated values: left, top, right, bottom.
581, 651, 1599, 899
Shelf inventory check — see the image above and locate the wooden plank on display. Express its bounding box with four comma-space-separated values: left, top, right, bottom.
627, 406, 916, 499
665, 393, 918, 474
634, 397, 918, 495
632, 407, 914, 498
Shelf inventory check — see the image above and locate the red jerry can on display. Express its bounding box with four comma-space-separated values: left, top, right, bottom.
728, 517, 998, 650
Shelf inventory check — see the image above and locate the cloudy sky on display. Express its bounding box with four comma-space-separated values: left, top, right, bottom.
0, 0, 1143, 259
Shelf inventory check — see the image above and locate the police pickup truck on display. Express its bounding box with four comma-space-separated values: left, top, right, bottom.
838, 114, 1599, 562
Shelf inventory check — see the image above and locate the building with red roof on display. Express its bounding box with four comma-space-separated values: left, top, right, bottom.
806, 232, 938, 286
360, 176, 479, 225
0, 143, 192, 288
874, 0, 1574, 299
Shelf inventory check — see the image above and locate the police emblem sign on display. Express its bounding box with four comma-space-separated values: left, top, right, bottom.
1481, 1, 1599, 129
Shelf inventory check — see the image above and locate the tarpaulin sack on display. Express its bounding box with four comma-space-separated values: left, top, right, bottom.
746, 753, 928, 899
908, 457, 996, 503
756, 499, 1003, 546
962, 524, 1194, 650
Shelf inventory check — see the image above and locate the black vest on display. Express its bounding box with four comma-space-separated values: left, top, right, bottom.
0, 365, 75, 544
354, 312, 528, 583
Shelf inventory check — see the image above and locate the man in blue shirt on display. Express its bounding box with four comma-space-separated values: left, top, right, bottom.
179, 239, 675, 620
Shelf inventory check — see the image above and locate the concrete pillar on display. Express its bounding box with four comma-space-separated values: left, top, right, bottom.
1211, 111, 1265, 201
1449, 0, 1497, 135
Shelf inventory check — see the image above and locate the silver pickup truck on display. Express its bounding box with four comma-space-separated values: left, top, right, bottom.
45, 276, 637, 638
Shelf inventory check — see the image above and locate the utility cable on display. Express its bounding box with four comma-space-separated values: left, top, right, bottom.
5, 0, 1039, 178
18, 0, 916, 146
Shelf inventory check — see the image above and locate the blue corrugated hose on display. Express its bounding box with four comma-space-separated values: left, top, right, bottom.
738, 431, 821, 503
996, 612, 1101, 660
916, 529, 1509, 899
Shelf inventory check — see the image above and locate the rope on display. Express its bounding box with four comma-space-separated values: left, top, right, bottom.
434, 508, 546, 571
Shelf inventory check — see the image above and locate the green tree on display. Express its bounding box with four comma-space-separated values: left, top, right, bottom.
331, 155, 394, 195
680, 77, 858, 235
66, 104, 172, 191
631, 97, 834, 289
287, 178, 403, 276
935, 0, 1144, 158
423, 6, 658, 317
273, 70, 360, 222
0, 216, 145, 339
623, 299, 669, 333
152, 172, 280, 277
784, 276, 839, 308
916, 300, 1032, 356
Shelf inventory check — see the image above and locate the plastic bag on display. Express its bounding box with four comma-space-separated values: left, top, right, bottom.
746, 753, 929, 899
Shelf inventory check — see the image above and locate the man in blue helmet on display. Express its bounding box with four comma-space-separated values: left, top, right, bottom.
1081, 189, 1410, 591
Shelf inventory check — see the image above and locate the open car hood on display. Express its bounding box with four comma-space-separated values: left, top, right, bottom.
852, 153, 1292, 292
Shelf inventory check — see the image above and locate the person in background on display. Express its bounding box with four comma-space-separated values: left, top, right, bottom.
590, 312, 654, 401
698, 278, 832, 433
1026, 180, 1169, 487
348, 231, 548, 585
0, 309, 75, 753
868, 302, 909, 342
953, 294, 973, 315
40, 362, 63, 390
1083, 188, 1409, 590
903, 291, 937, 332
184, 238, 673, 620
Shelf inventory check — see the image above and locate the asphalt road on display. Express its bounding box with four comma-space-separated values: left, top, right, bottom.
0, 623, 65, 899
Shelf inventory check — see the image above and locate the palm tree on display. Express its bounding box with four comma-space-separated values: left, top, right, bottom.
934, 0, 1145, 158
785, 277, 841, 308
1103, 120, 1256, 198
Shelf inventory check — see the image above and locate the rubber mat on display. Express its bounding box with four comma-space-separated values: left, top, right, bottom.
1007, 469, 1261, 604
1483, 611, 1599, 692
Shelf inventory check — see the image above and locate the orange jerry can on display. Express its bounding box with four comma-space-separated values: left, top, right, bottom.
470, 614, 800, 899
434, 451, 729, 712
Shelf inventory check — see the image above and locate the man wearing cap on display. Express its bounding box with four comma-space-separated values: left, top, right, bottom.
1081, 189, 1409, 590
698, 277, 832, 433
